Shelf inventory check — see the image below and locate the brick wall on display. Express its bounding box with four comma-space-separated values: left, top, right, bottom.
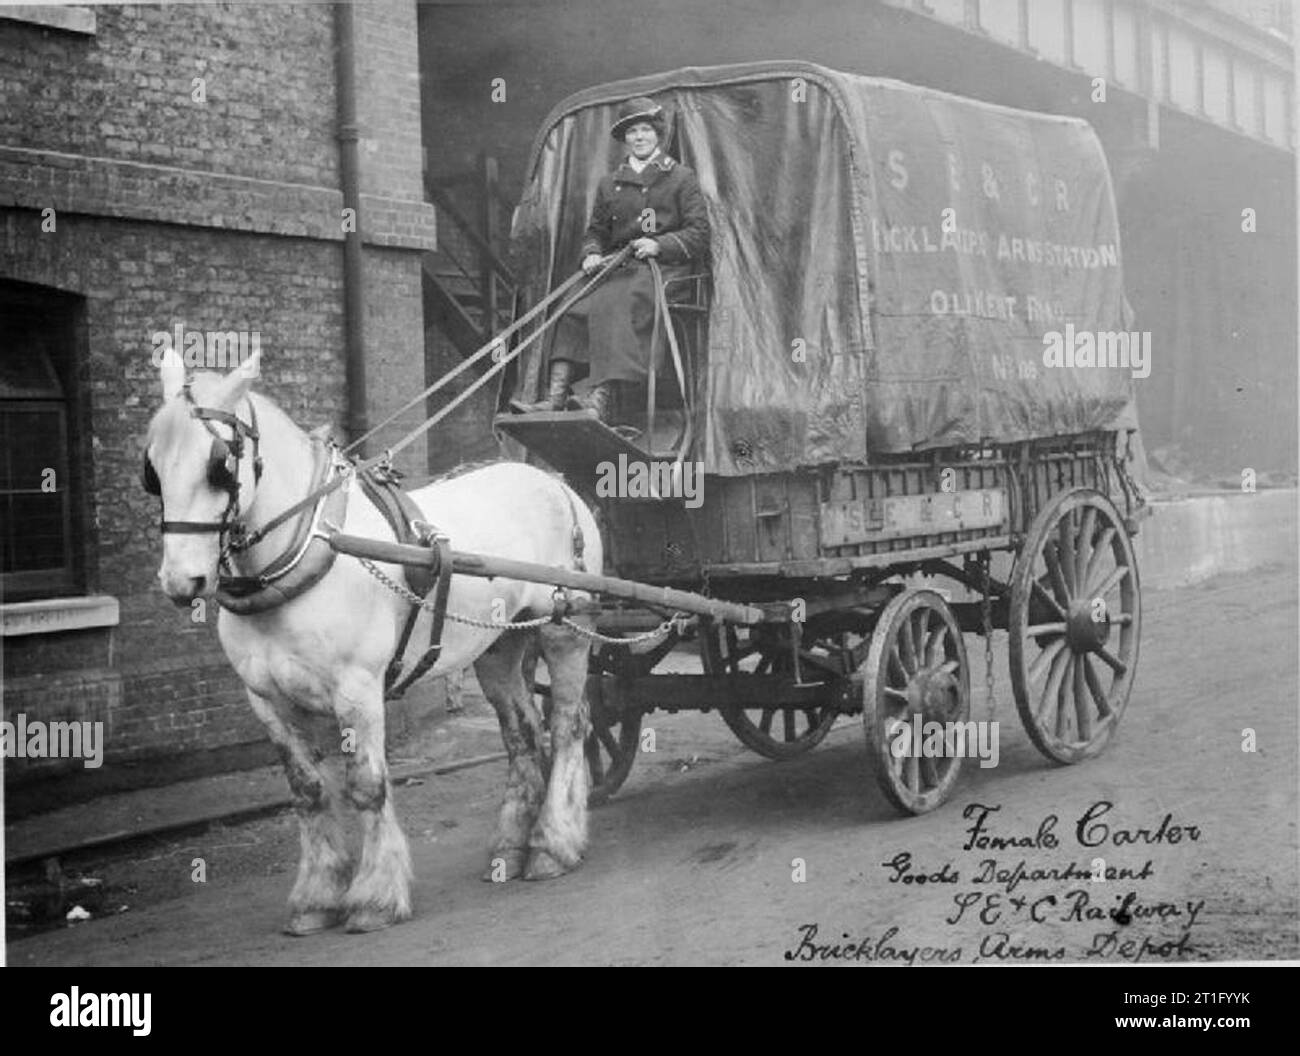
1, 1, 444, 787
0, 4, 338, 187
353, 0, 425, 203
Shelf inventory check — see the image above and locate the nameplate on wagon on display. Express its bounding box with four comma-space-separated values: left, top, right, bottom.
819, 488, 1006, 547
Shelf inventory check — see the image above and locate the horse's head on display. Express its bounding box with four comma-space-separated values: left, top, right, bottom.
144, 348, 263, 604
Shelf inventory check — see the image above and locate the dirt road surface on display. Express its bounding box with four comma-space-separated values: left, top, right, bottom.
9, 557, 1297, 966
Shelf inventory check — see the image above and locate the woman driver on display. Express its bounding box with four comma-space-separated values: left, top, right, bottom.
528, 97, 710, 424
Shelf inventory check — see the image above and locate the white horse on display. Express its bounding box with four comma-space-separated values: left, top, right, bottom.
144, 349, 601, 934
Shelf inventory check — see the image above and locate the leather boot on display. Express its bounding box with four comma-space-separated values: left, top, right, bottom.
512, 360, 573, 413
578, 381, 615, 423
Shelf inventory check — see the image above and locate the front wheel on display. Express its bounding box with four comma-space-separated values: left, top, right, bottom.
584, 675, 643, 805
861, 588, 970, 815
703, 625, 840, 759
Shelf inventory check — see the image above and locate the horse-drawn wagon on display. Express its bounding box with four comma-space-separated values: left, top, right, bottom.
492, 61, 1147, 813
142, 61, 1147, 932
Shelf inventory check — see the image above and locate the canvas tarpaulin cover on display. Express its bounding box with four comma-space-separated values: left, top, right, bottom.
508, 62, 1135, 477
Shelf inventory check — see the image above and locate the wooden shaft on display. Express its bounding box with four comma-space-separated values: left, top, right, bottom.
327, 532, 771, 625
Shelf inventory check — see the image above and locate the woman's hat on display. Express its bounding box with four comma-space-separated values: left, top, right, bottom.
611, 96, 666, 140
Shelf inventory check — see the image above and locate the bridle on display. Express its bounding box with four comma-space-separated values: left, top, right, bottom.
142, 383, 263, 546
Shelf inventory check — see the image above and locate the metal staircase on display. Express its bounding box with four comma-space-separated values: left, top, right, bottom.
423, 153, 517, 364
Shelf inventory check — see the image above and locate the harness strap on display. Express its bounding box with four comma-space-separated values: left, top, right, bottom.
384, 536, 454, 701
217, 438, 337, 597
160, 521, 233, 535
155, 388, 262, 536
357, 468, 436, 596
354, 467, 456, 701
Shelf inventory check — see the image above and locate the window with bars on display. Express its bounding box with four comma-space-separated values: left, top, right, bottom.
1, 285, 83, 600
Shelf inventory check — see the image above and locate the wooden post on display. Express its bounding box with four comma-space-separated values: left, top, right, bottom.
327, 532, 772, 625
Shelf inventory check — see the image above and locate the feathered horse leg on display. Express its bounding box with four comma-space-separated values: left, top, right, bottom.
336, 669, 413, 932
247, 690, 351, 935
475, 631, 549, 881
526, 618, 593, 880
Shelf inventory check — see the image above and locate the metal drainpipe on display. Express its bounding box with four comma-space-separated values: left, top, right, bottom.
335, 1, 368, 451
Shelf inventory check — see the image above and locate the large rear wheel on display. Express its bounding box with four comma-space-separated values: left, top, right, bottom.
1008, 488, 1141, 764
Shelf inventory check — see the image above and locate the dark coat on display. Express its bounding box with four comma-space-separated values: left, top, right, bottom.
579, 153, 710, 266
554, 153, 710, 394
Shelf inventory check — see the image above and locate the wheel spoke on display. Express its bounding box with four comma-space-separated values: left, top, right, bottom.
1055, 655, 1074, 740
938, 658, 959, 676
1031, 578, 1067, 620
1056, 517, 1077, 594
900, 616, 919, 672
1088, 564, 1130, 602
803, 708, 820, 734
1036, 646, 1071, 727
783, 708, 796, 742
587, 741, 606, 784
1073, 652, 1093, 742
1094, 644, 1128, 676
1044, 542, 1073, 605
1027, 636, 1067, 685
1083, 526, 1116, 591
1083, 655, 1113, 717
907, 752, 920, 793
883, 686, 910, 704
888, 647, 908, 685
923, 619, 945, 669
759, 709, 775, 735
920, 755, 940, 789
597, 727, 620, 758
1027, 621, 1066, 639
1112, 612, 1134, 627
1075, 507, 1097, 587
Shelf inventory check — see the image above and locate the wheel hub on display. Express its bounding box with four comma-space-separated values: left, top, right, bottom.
1066, 600, 1111, 652
907, 668, 962, 724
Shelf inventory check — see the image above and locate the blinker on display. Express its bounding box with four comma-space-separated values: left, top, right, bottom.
141, 437, 241, 498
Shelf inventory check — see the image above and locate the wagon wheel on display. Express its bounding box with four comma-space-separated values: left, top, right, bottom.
704, 625, 841, 760
1009, 487, 1141, 764
584, 673, 642, 806
862, 588, 970, 815
534, 662, 643, 807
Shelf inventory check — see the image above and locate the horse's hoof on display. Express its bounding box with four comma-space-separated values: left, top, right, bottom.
481, 851, 525, 882
524, 849, 579, 881
344, 907, 401, 933
284, 909, 341, 936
